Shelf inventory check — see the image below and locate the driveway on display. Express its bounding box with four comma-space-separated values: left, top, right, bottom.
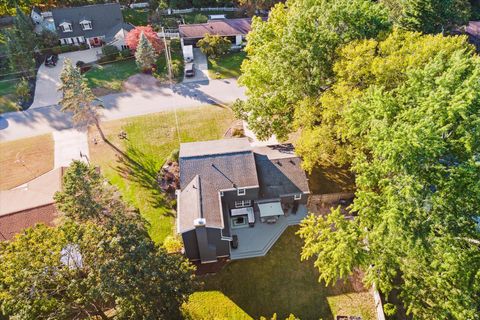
30, 48, 101, 109
182, 48, 209, 83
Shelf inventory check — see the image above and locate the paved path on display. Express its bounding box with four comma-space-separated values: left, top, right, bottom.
182, 48, 209, 83
53, 129, 89, 168
0, 78, 245, 142
31, 48, 100, 109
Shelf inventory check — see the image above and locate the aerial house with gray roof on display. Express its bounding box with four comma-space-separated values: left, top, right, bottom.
50, 3, 133, 49
176, 138, 310, 263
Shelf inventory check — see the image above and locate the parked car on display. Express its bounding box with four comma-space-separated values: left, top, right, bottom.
185, 63, 195, 77
45, 54, 58, 67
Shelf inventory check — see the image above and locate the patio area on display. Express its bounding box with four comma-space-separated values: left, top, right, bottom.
230, 204, 308, 260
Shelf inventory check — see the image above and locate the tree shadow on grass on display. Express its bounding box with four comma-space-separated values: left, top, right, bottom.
114, 144, 175, 218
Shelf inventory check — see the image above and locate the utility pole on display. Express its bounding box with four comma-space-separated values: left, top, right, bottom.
161, 27, 181, 143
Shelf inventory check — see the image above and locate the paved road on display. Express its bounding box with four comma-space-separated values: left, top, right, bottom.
0, 78, 245, 142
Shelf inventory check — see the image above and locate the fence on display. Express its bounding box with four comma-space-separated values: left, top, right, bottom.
372, 285, 386, 320
309, 192, 354, 204
169, 7, 241, 14
157, 31, 180, 38
130, 2, 150, 9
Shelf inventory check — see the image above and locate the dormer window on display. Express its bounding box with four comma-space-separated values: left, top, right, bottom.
60, 22, 72, 32
80, 19, 92, 31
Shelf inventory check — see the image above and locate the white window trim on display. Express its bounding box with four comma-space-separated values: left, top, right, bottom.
235, 200, 251, 208
294, 194, 302, 200
237, 188, 246, 196
80, 21, 92, 30
60, 22, 72, 32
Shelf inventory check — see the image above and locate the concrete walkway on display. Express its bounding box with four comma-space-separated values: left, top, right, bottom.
53, 129, 89, 168
0, 78, 245, 142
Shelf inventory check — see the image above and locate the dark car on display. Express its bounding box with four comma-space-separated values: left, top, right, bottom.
185, 63, 195, 77
45, 54, 59, 67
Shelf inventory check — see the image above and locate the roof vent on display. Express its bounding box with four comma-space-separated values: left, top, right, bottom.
194, 218, 206, 227
276, 161, 282, 166
289, 159, 296, 165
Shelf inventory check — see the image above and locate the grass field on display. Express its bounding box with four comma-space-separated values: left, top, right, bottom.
0, 77, 20, 114
85, 58, 138, 92
193, 227, 376, 320
88, 105, 235, 243
182, 291, 252, 320
0, 134, 54, 190
122, 8, 149, 25
208, 51, 246, 79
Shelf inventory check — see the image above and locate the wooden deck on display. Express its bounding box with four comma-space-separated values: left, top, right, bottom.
229, 205, 308, 260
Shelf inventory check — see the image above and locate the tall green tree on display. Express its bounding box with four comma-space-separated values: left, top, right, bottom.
135, 32, 157, 72
59, 59, 108, 141
197, 33, 231, 58
0, 161, 197, 319
298, 31, 480, 319
236, 0, 391, 140
2, 6, 37, 77
382, 0, 472, 33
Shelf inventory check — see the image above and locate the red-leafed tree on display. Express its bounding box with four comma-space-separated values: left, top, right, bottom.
125, 26, 164, 53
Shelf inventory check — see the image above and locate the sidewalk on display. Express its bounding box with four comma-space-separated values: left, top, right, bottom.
53, 129, 89, 168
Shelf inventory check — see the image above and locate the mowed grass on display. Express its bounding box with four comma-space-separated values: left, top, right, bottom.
85, 59, 138, 91
182, 291, 252, 320
208, 51, 246, 79
122, 8, 149, 25
197, 227, 376, 320
0, 134, 54, 190
88, 105, 235, 243
0, 77, 20, 114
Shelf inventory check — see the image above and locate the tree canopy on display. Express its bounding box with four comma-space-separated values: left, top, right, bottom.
298, 31, 480, 319
197, 33, 231, 58
0, 161, 197, 319
134, 32, 158, 72
236, 0, 391, 141
381, 0, 472, 33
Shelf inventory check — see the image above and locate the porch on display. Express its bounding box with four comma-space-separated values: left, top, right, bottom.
229, 204, 308, 260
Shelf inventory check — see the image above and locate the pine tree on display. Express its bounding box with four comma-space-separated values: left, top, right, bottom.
2, 6, 37, 77
59, 59, 106, 141
134, 32, 157, 72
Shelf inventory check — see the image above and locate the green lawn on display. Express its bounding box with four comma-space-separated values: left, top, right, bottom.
192, 227, 376, 320
85, 58, 138, 91
89, 105, 235, 244
182, 291, 252, 320
208, 51, 246, 79
0, 77, 20, 114
122, 8, 149, 26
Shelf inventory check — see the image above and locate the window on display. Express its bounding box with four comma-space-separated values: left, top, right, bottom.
237, 188, 246, 196
235, 200, 251, 208
294, 194, 302, 200
80, 21, 92, 31
60, 23, 72, 32
220, 191, 224, 197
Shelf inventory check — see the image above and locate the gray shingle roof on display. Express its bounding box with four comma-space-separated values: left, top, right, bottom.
178, 139, 259, 231
254, 145, 310, 199
52, 3, 124, 39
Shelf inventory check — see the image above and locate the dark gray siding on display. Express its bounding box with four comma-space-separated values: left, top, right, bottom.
222, 187, 259, 207
182, 227, 230, 261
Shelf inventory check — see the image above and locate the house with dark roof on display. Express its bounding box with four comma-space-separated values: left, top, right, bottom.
47, 3, 133, 49
177, 138, 310, 263
179, 18, 257, 48
0, 168, 65, 241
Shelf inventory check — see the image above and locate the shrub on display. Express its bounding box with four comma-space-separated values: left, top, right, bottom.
102, 45, 119, 56
171, 60, 183, 78
120, 48, 133, 58
192, 13, 207, 23
162, 235, 183, 253
15, 78, 30, 102
197, 34, 231, 58
168, 148, 180, 162
384, 303, 397, 317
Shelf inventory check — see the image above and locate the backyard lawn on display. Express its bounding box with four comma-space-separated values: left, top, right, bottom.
88, 105, 235, 244
190, 227, 376, 320
85, 58, 138, 92
0, 77, 20, 114
208, 51, 246, 79
122, 8, 149, 25
0, 134, 54, 190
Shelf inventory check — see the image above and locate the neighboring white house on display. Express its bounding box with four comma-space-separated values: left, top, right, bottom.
31, 7, 55, 34
179, 18, 259, 49
32, 3, 134, 50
